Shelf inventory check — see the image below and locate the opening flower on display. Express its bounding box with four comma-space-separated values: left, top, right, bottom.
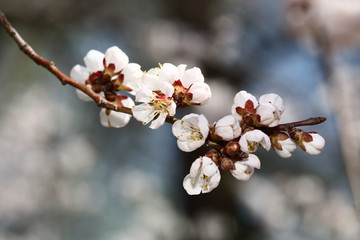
213, 115, 241, 141
230, 154, 261, 181
183, 156, 221, 195
270, 131, 297, 158
256, 102, 281, 127
231, 90, 258, 121
70, 46, 141, 102
172, 114, 209, 152
132, 85, 176, 129
259, 93, 285, 114
239, 129, 271, 153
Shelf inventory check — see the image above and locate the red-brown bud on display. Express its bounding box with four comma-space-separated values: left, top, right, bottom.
223, 141, 241, 157
220, 154, 234, 171
205, 149, 220, 165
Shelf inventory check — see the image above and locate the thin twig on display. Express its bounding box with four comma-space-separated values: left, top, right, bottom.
275, 117, 327, 131
0, 10, 325, 129
0, 10, 179, 124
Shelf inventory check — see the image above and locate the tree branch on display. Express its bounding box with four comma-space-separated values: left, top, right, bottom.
0, 10, 179, 124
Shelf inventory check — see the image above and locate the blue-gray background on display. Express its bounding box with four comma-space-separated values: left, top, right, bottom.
0, 0, 359, 239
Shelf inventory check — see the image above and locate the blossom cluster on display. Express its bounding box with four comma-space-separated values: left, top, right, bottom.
174, 91, 325, 194
70, 46, 211, 129
71, 46, 325, 195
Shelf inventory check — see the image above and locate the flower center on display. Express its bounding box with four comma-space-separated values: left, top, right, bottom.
247, 141, 259, 152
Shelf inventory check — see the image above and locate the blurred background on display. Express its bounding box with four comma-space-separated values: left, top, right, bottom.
0, 0, 359, 239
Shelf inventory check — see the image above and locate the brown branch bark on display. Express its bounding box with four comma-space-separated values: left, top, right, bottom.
0, 10, 177, 124
0, 10, 324, 129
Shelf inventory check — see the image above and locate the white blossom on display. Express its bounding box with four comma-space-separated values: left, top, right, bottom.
303, 132, 325, 155
121, 63, 143, 94
256, 102, 281, 127
214, 115, 241, 141
83, 49, 105, 73
259, 93, 285, 114
104, 46, 129, 73
274, 137, 297, 158
70, 64, 92, 102
230, 154, 261, 181
231, 90, 258, 121
99, 97, 134, 128
172, 114, 209, 152
187, 82, 212, 105
140, 63, 210, 104
183, 156, 221, 195
239, 129, 271, 153
132, 86, 176, 129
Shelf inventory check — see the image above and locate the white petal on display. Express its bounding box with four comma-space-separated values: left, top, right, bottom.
159, 63, 180, 84
100, 109, 131, 128
149, 111, 167, 129
84, 50, 104, 73
198, 114, 210, 138
230, 162, 254, 181
177, 64, 187, 77
303, 133, 325, 155
70, 64, 89, 82
181, 67, 204, 88
177, 139, 205, 152
239, 129, 271, 153
214, 115, 241, 141
167, 101, 177, 116
183, 174, 202, 195
76, 89, 92, 102
132, 103, 155, 122
141, 67, 162, 90
99, 109, 110, 127
121, 96, 135, 108
204, 171, 220, 193
244, 154, 261, 169
189, 157, 203, 179
256, 103, 280, 127
135, 88, 154, 103
233, 90, 258, 109
275, 138, 297, 158
104, 46, 129, 72
259, 93, 285, 113
122, 63, 143, 94
109, 112, 131, 128
188, 82, 212, 105
158, 81, 174, 98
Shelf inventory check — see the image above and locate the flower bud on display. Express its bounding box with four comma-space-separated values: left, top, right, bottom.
289, 128, 325, 155
223, 141, 241, 157
270, 131, 297, 158
220, 155, 234, 171
205, 149, 220, 165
